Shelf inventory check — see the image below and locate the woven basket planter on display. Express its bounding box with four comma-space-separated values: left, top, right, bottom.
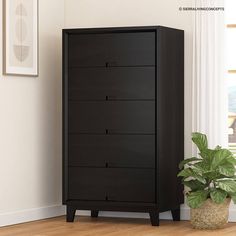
190, 198, 231, 229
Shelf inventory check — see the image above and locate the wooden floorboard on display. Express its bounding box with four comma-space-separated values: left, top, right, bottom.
1, 216, 236, 236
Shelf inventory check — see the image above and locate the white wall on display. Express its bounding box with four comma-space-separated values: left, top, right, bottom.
64, 0, 194, 220
0, 0, 64, 226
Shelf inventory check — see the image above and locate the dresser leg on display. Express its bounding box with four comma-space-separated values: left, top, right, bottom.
91, 210, 99, 218
149, 211, 159, 226
171, 207, 180, 221
67, 206, 76, 222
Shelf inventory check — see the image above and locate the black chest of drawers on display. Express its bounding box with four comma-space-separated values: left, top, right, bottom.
63, 26, 184, 226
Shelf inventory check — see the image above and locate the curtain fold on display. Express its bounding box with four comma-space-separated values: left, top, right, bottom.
192, 0, 228, 148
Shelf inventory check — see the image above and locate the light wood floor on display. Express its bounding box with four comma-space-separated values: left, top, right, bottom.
1, 216, 236, 236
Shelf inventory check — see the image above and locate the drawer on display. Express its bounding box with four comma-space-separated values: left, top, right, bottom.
68, 101, 155, 134
69, 33, 107, 67
68, 67, 155, 100
68, 32, 155, 67
106, 32, 155, 66
68, 134, 155, 168
68, 168, 155, 202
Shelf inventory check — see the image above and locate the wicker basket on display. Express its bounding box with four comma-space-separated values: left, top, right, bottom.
190, 198, 231, 229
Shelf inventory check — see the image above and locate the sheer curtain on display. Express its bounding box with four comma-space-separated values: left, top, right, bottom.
192, 0, 228, 148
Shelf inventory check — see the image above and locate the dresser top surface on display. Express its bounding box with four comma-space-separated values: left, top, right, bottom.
63, 26, 184, 34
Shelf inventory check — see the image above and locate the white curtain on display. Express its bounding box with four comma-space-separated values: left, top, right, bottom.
192, 0, 228, 148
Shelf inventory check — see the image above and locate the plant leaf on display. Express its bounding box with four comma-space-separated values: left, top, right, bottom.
218, 163, 236, 177
178, 157, 201, 169
218, 180, 236, 193
177, 168, 192, 178
187, 190, 208, 208
194, 160, 210, 173
192, 132, 208, 152
199, 149, 215, 171
211, 149, 233, 169
210, 189, 227, 204
191, 169, 207, 184
215, 145, 222, 151
200, 148, 215, 159
183, 180, 206, 191
226, 156, 236, 165
178, 168, 206, 184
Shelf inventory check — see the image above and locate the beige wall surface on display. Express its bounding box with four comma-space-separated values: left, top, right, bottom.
0, 0, 64, 215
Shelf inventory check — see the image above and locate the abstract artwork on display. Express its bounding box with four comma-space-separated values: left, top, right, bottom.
3, 0, 38, 76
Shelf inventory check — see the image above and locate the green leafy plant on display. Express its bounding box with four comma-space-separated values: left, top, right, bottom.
178, 132, 236, 208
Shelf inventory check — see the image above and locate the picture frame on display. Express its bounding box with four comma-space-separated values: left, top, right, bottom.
3, 0, 38, 77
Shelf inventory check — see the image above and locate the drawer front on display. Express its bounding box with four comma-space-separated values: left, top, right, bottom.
68, 32, 155, 67
68, 168, 155, 202
106, 32, 155, 66
68, 67, 155, 100
68, 101, 155, 134
68, 134, 155, 168
69, 34, 108, 67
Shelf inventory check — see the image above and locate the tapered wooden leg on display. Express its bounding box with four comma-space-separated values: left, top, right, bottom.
91, 210, 99, 218
149, 211, 159, 226
67, 206, 76, 222
171, 207, 180, 221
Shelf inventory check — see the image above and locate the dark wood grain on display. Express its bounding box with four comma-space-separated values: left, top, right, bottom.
68, 101, 155, 134
63, 26, 184, 226
91, 210, 99, 218
68, 67, 155, 101
157, 27, 184, 212
66, 206, 76, 222
171, 208, 181, 221
68, 134, 155, 168
149, 211, 159, 226
68, 32, 155, 67
68, 167, 155, 202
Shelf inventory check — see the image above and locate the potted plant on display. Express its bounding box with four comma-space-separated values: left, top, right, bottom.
178, 132, 236, 229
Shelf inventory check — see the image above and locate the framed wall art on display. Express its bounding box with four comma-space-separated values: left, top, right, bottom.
3, 0, 38, 76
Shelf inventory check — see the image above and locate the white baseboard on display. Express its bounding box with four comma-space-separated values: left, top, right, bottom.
228, 208, 236, 222
76, 206, 190, 221
1, 205, 236, 227
0, 205, 65, 227
77, 206, 236, 222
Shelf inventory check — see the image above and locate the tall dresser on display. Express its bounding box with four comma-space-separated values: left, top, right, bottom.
63, 26, 184, 226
